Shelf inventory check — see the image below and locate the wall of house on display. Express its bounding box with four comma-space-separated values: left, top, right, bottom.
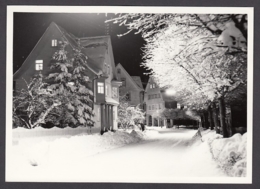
93, 104, 102, 131
14, 24, 75, 91
144, 86, 165, 116
116, 66, 143, 107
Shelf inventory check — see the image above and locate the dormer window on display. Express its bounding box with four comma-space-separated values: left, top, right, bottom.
52, 39, 57, 47
97, 82, 104, 94
117, 68, 121, 74
35, 60, 43, 70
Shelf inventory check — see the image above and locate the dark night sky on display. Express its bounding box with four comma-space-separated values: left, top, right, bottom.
13, 13, 149, 83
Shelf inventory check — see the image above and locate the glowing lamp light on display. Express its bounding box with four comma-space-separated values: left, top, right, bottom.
165, 89, 176, 95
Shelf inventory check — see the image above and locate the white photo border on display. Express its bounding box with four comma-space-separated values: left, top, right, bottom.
6, 6, 254, 183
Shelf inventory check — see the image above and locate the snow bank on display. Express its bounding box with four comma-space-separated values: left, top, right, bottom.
190, 129, 247, 177
11, 129, 146, 167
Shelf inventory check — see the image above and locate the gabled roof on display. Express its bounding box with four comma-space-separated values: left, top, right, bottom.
55, 23, 79, 49
55, 23, 102, 75
79, 35, 117, 79
145, 76, 176, 102
116, 63, 144, 91
145, 76, 155, 92
14, 22, 107, 79
131, 76, 144, 89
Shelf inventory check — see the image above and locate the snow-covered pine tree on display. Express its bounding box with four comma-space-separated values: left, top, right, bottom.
70, 45, 94, 128
46, 38, 94, 128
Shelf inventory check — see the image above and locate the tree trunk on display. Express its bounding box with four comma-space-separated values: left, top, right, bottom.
218, 97, 228, 138
208, 105, 214, 130
204, 112, 209, 129
226, 105, 233, 137
212, 102, 220, 134
200, 114, 205, 128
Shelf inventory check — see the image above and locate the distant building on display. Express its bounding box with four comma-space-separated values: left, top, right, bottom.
13, 22, 122, 132
144, 76, 182, 127
116, 63, 144, 108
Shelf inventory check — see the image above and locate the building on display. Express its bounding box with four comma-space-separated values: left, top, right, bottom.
115, 63, 144, 108
144, 76, 182, 127
13, 22, 122, 132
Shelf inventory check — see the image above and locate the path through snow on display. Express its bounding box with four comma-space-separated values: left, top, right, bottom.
8, 128, 227, 182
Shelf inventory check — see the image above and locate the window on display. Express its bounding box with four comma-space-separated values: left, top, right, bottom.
152, 105, 155, 110
153, 84, 156, 88
112, 87, 118, 98
126, 93, 131, 101
52, 39, 57, 47
35, 60, 43, 70
148, 105, 151, 110
159, 104, 161, 109
150, 84, 152, 89
105, 85, 108, 96
117, 68, 121, 74
121, 78, 126, 87
97, 82, 104, 94
177, 103, 181, 109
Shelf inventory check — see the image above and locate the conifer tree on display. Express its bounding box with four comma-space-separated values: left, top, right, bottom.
47, 38, 94, 127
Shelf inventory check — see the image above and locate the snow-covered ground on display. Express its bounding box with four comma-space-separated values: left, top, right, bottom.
197, 129, 247, 177
6, 126, 248, 183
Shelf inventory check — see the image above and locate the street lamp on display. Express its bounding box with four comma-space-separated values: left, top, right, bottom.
165, 89, 176, 96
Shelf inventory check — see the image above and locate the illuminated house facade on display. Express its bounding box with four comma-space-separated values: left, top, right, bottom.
13, 22, 122, 132
144, 76, 182, 127
115, 63, 144, 108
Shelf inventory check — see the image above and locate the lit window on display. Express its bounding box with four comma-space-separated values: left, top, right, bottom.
153, 84, 156, 88
177, 103, 181, 109
150, 84, 152, 89
52, 39, 57, 47
112, 87, 118, 98
117, 68, 121, 74
97, 82, 104, 94
35, 60, 43, 70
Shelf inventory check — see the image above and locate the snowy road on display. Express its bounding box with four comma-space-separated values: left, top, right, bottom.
8, 128, 227, 182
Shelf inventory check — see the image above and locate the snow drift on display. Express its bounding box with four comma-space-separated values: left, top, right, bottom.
12, 128, 146, 167
191, 129, 247, 177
